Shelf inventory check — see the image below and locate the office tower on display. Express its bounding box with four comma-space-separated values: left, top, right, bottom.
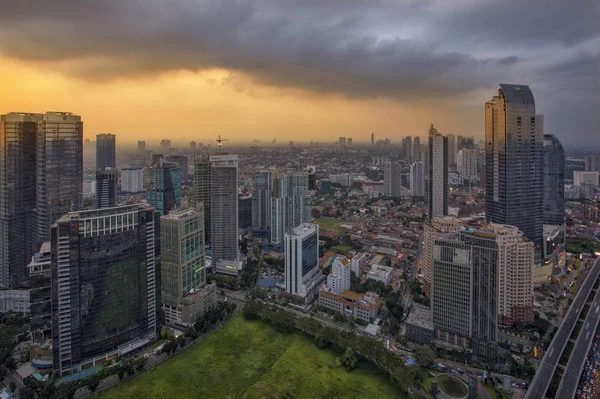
584, 155, 600, 172
543, 135, 565, 225
36, 112, 83, 247
152, 153, 164, 167
252, 170, 272, 237
409, 161, 425, 197
420, 216, 462, 297
137, 140, 146, 152
457, 148, 477, 178
306, 166, 317, 191
413, 137, 421, 162
96, 133, 116, 170
166, 155, 189, 184
338, 137, 346, 145
447, 134, 456, 166
432, 227, 498, 359
428, 124, 448, 220
384, 162, 403, 198
121, 168, 144, 193
161, 206, 216, 327
146, 162, 181, 216
51, 204, 160, 375
210, 154, 241, 275
284, 223, 324, 303
192, 156, 211, 243
405, 136, 413, 160
190, 141, 197, 150
326, 256, 351, 295
347, 138, 353, 146
238, 194, 252, 232
371, 132, 374, 145
27, 242, 53, 337
271, 171, 311, 245
95, 168, 117, 208
0, 113, 41, 288
485, 84, 543, 260
160, 139, 171, 153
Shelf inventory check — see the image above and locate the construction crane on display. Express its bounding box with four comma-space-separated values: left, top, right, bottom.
216, 135, 228, 152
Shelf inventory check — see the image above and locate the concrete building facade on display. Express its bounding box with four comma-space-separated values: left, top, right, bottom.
284, 223, 324, 304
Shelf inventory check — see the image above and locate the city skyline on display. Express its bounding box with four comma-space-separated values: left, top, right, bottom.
0, 1, 598, 145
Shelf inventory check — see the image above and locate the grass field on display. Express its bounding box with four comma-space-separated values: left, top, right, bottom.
101, 315, 404, 399
331, 245, 353, 255
316, 218, 345, 233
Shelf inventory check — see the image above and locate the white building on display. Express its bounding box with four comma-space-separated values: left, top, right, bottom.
328, 173, 355, 187
121, 167, 144, 192
350, 252, 369, 276
366, 264, 393, 285
410, 161, 425, 197
326, 256, 351, 295
457, 148, 477, 178
284, 223, 324, 304
83, 181, 96, 198
574, 171, 599, 188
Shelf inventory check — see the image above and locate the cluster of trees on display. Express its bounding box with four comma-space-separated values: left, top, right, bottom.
242, 300, 420, 393
193, 301, 237, 333
240, 258, 261, 288
408, 278, 429, 307
208, 273, 240, 290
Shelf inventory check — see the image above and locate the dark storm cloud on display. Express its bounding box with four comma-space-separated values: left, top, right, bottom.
0, 0, 598, 142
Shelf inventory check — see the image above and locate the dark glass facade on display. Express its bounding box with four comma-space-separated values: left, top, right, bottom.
96, 168, 117, 209
96, 133, 116, 170
428, 126, 448, 220
301, 230, 318, 276
543, 134, 565, 225
238, 194, 252, 230
192, 157, 211, 243
147, 164, 181, 216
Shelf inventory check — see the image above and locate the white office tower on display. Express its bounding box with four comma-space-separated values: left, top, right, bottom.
284, 223, 324, 304
457, 149, 477, 178
326, 256, 351, 295
410, 161, 425, 197
122, 168, 144, 192
210, 154, 241, 275
383, 162, 403, 197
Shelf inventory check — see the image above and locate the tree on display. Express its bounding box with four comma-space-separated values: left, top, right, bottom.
118, 366, 126, 380
340, 347, 358, 371
88, 376, 100, 392
9, 382, 16, 392
413, 345, 435, 367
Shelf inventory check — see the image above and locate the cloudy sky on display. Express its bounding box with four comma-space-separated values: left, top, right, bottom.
0, 0, 598, 145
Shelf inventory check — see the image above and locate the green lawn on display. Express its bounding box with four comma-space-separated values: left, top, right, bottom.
316, 218, 346, 233
101, 315, 404, 399
331, 245, 353, 255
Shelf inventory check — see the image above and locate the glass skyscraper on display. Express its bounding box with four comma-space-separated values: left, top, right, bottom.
96, 168, 117, 209
543, 134, 565, 225
96, 133, 115, 170
252, 170, 273, 237
51, 204, 160, 375
428, 124, 448, 220
271, 171, 311, 245
147, 162, 181, 216
485, 84, 543, 260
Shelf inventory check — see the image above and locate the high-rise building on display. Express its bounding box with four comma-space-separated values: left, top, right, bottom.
413, 137, 421, 162
238, 194, 252, 232
447, 134, 456, 166
420, 216, 462, 297
432, 227, 499, 359
384, 162, 403, 198
137, 140, 146, 152
160, 139, 171, 153
326, 256, 351, 295
0, 112, 41, 288
252, 170, 272, 236
192, 156, 211, 243
270, 171, 311, 245
36, 112, 83, 247
210, 154, 241, 275
96, 133, 115, 170
485, 84, 543, 260
409, 161, 425, 197
573, 171, 599, 187
306, 166, 317, 191
51, 204, 160, 375
457, 148, 477, 178
347, 138, 353, 146
96, 168, 117, 209
405, 136, 413, 161
161, 206, 216, 328
190, 141, 197, 150
584, 155, 600, 172
371, 132, 374, 145
166, 155, 189, 185
284, 223, 324, 304
146, 162, 181, 216
457, 135, 475, 151
121, 168, 144, 193
428, 124, 448, 220
543, 134, 565, 225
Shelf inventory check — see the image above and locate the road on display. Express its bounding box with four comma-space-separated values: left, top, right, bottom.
555, 279, 600, 398
526, 257, 600, 399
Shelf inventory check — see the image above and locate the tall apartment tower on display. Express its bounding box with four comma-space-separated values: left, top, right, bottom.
160, 139, 171, 153
271, 171, 311, 245
371, 132, 374, 145
51, 204, 160, 375
252, 170, 273, 237
409, 161, 425, 197
413, 137, 421, 162
432, 228, 499, 359
137, 140, 146, 152
326, 256, 352, 295
36, 112, 83, 247
161, 206, 216, 327
485, 84, 543, 261
96, 133, 116, 170
121, 168, 144, 193
284, 223, 323, 303
146, 162, 181, 216
384, 162, 403, 198
543, 134, 565, 225
428, 124, 448, 220
405, 136, 413, 160
447, 134, 457, 166
192, 156, 211, 243
210, 154, 241, 275
457, 148, 477, 178
0, 113, 41, 288
96, 168, 117, 208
